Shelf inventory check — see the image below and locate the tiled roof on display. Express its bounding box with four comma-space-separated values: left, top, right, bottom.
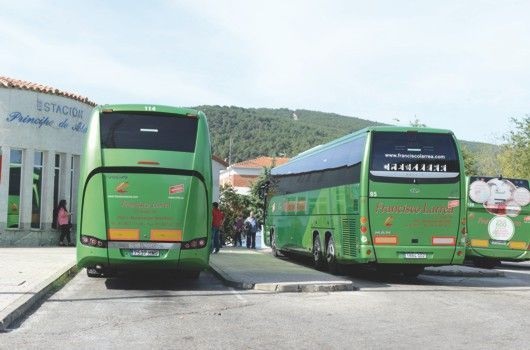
232, 156, 290, 169
0, 76, 96, 106
212, 154, 229, 167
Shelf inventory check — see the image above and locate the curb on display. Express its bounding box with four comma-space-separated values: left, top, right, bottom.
422, 267, 504, 278
0, 262, 78, 332
254, 281, 356, 292
209, 263, 356, 293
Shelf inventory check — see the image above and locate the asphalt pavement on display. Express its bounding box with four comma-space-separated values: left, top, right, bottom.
0, 245, 504, 331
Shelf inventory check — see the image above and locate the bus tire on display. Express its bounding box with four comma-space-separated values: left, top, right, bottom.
325, 236, 340, 274
271, 231, 279, 257
86, 267, 103, 278
313, 235, 325, 270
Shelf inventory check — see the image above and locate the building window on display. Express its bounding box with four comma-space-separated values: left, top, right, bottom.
31, 151, 44, 229
7, 149, 23, 228
54, 154, 61, 209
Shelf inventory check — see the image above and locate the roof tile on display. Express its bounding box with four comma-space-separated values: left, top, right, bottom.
0, 76, 96, 106
231, 156, 290, 169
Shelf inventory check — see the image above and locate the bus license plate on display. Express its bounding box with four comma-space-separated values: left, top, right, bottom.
131, 249, 160, 257
404, 253, 427, 259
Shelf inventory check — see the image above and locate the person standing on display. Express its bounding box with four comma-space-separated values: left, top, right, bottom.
244, 211, 258, 249
55, 199, 72, 246
233, 215, 244, 247
211, 202, 224, 253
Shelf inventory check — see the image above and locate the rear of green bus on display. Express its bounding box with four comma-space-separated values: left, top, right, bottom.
466, 176, 530, 268
77, 105, 212, 278
364, 127, 466, 272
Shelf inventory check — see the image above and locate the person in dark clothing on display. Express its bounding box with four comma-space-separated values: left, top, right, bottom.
233, 215, 244, 247
244, 211, 258, 249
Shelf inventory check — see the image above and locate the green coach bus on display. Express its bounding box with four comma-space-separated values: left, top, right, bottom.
77, 104, 212, 278
266, 126, 467, 276
466, 176, 530, 268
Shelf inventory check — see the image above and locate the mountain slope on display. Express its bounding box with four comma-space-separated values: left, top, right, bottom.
195, 105, 492, 163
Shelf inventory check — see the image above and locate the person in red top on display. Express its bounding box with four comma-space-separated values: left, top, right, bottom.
211, 202, 224, 253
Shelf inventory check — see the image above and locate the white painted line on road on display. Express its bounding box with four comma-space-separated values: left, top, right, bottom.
230, 287, 248, 303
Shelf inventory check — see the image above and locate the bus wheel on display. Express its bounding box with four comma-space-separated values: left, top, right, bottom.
473, 258, 499, 269
313, 235, 325, 269
271, 231, 279, 257
402, 266, 425, 277
326, 236, 340, 274
86, 267, 103, 278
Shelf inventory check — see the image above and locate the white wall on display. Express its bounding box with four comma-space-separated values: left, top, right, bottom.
212, 160, 226, 201
0, 87, 93, 246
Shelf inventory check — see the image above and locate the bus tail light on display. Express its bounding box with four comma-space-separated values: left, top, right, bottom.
182, 237, 208, 250
432, 237, 456, 246
508, 241, 527, 250
80, 235, 107, 248
374, 236, 398, 245
471, 239, 489, 248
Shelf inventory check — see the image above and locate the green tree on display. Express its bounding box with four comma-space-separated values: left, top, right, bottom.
498, 116, 530, 179
461, 144, 478, 176
409, 117, 427, 127
218, 184, 251, 244
249, 165, 273, 223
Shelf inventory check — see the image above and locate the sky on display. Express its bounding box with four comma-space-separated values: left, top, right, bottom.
2, 0, 530, 144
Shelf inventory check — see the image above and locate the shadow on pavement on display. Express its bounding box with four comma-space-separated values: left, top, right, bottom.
273, 251, 530, 289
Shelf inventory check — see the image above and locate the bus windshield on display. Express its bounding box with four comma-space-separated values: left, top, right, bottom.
370, 131, 459, 181
100, 112, 198, 152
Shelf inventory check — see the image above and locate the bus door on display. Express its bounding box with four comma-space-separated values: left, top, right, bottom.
367, 131, 463, 264
467, 177, 530, 259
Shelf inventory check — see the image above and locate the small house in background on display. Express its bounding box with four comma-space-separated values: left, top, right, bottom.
219, 156, 290, 195
212, 155, 228, 201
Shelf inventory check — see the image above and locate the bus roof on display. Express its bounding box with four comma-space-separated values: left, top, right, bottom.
97, 104, 202, 117
273, 125, 456, 174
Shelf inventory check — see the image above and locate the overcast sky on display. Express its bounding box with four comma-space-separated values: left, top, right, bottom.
2, 0, 530, 143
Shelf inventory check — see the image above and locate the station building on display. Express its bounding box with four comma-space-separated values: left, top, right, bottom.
0, 77, 95, 246
0, 77, 230, 247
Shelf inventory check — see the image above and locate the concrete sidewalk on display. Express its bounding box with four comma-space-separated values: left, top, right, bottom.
209, 247, 356, 292
0, 248, 77, 331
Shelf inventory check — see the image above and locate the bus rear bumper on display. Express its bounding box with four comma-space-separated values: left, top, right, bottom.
373, 245, 465, 265
77, 245, 210, 273
466, 247, 529, 261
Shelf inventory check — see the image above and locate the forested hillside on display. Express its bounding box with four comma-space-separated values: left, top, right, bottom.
196, 105, 491, 164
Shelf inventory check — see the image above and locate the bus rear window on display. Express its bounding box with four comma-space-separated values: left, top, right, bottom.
100, 112, 198, 152
370, 131, 459, 181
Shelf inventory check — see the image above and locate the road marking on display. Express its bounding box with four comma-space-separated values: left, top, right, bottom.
230, 287, 248, 302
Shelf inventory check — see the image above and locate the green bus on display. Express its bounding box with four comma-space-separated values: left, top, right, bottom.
466, 176, 530, 268
77, 104, 212, 278
265, 126, 467, 276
